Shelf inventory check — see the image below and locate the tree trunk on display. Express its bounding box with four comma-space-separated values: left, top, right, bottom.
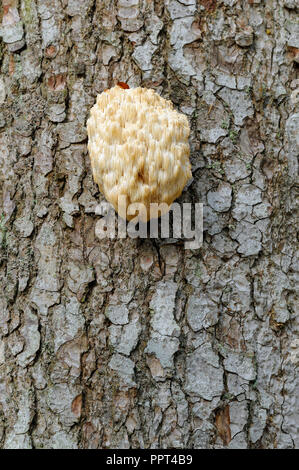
0, 0, 298, 449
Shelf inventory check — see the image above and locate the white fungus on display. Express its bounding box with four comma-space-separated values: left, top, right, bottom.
87, 85, 192, 221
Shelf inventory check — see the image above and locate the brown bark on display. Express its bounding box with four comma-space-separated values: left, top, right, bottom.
0, 0, 298, 449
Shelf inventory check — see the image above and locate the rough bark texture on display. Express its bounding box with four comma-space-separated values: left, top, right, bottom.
0, 0, 298, 449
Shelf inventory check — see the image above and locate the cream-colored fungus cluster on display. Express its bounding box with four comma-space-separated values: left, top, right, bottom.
87, 85, 192, 221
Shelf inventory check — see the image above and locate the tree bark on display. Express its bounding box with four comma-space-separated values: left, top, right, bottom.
0, 0, 298, 449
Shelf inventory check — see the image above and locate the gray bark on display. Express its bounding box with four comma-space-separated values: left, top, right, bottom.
0, 0, 298, 449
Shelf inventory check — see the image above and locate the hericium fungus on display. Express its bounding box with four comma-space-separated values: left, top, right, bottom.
87, 84, 192, 222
